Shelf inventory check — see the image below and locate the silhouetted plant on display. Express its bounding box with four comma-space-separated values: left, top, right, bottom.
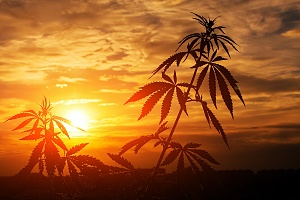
5, 97, 110, 197
4, 12, 246, 200
115, 12, 245, 187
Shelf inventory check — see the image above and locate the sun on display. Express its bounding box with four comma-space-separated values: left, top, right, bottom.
65, 109, 89, 137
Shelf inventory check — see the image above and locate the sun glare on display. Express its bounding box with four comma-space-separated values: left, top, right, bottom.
65, 109, 89, 137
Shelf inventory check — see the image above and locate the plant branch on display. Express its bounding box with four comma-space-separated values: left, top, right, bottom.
152, 64, 200, 177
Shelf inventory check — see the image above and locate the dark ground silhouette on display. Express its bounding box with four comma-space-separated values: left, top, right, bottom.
0, 169, 299, 200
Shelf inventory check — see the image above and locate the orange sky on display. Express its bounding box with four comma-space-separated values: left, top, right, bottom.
0, 0, 300, 176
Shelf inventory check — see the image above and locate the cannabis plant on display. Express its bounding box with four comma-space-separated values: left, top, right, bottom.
110, 13, 244, 180
5, 97, 109, 189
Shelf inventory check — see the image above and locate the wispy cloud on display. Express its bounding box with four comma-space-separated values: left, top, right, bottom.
55, 83, 68, 88
98, 102, 117, 106
98, 89, 131, 94
52, 98, 101, 105
58, 76, 87, 83
0, 70, 47, 83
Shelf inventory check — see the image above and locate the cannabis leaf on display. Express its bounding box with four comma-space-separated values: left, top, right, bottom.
161, 142, 220, 175
5, 111, 37, 122
70, 155, 110, 175
151, 52, 187, 78
66, 143, 89, 156
161, 148, 181, 166
44, 139, 61, 176
201, 100, 229, 148
119, 135, 154, 155
177, 12, 239, 58
55, 143, 111, 179
194, 50, 245, 118
39, 96, 52, 116
107, 153, 134, 170
52, 135, 68, 151
125, 72, 190, 123
118, 122, 169, 155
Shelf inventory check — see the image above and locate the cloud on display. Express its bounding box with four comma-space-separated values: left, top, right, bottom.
276, 8, 300, 34
0, 70, 47, 83
55, 83, 68, 88
58, 76, 87, 83
98, 89, 131, 94
52, 98, 101, 105
107, 51, 128, 61
229, 126, 300, 145
98, 102, 117, 106
282, 29, 300, 38
236, 74, 300, 94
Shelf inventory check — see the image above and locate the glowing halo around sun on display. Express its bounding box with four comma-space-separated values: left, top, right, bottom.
64, 109, 89, 137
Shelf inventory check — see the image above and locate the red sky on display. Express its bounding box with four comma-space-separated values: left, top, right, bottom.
0, 0, 300, 176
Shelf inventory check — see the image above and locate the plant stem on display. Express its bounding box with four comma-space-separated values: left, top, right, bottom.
58, 170, 73, 199
152, 66, 200, 177
152, 32, 208, 178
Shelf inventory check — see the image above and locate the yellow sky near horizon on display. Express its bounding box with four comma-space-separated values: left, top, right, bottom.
0, 0, 300, 176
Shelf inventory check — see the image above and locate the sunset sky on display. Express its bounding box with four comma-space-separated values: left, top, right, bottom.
0, 0, 300, 176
